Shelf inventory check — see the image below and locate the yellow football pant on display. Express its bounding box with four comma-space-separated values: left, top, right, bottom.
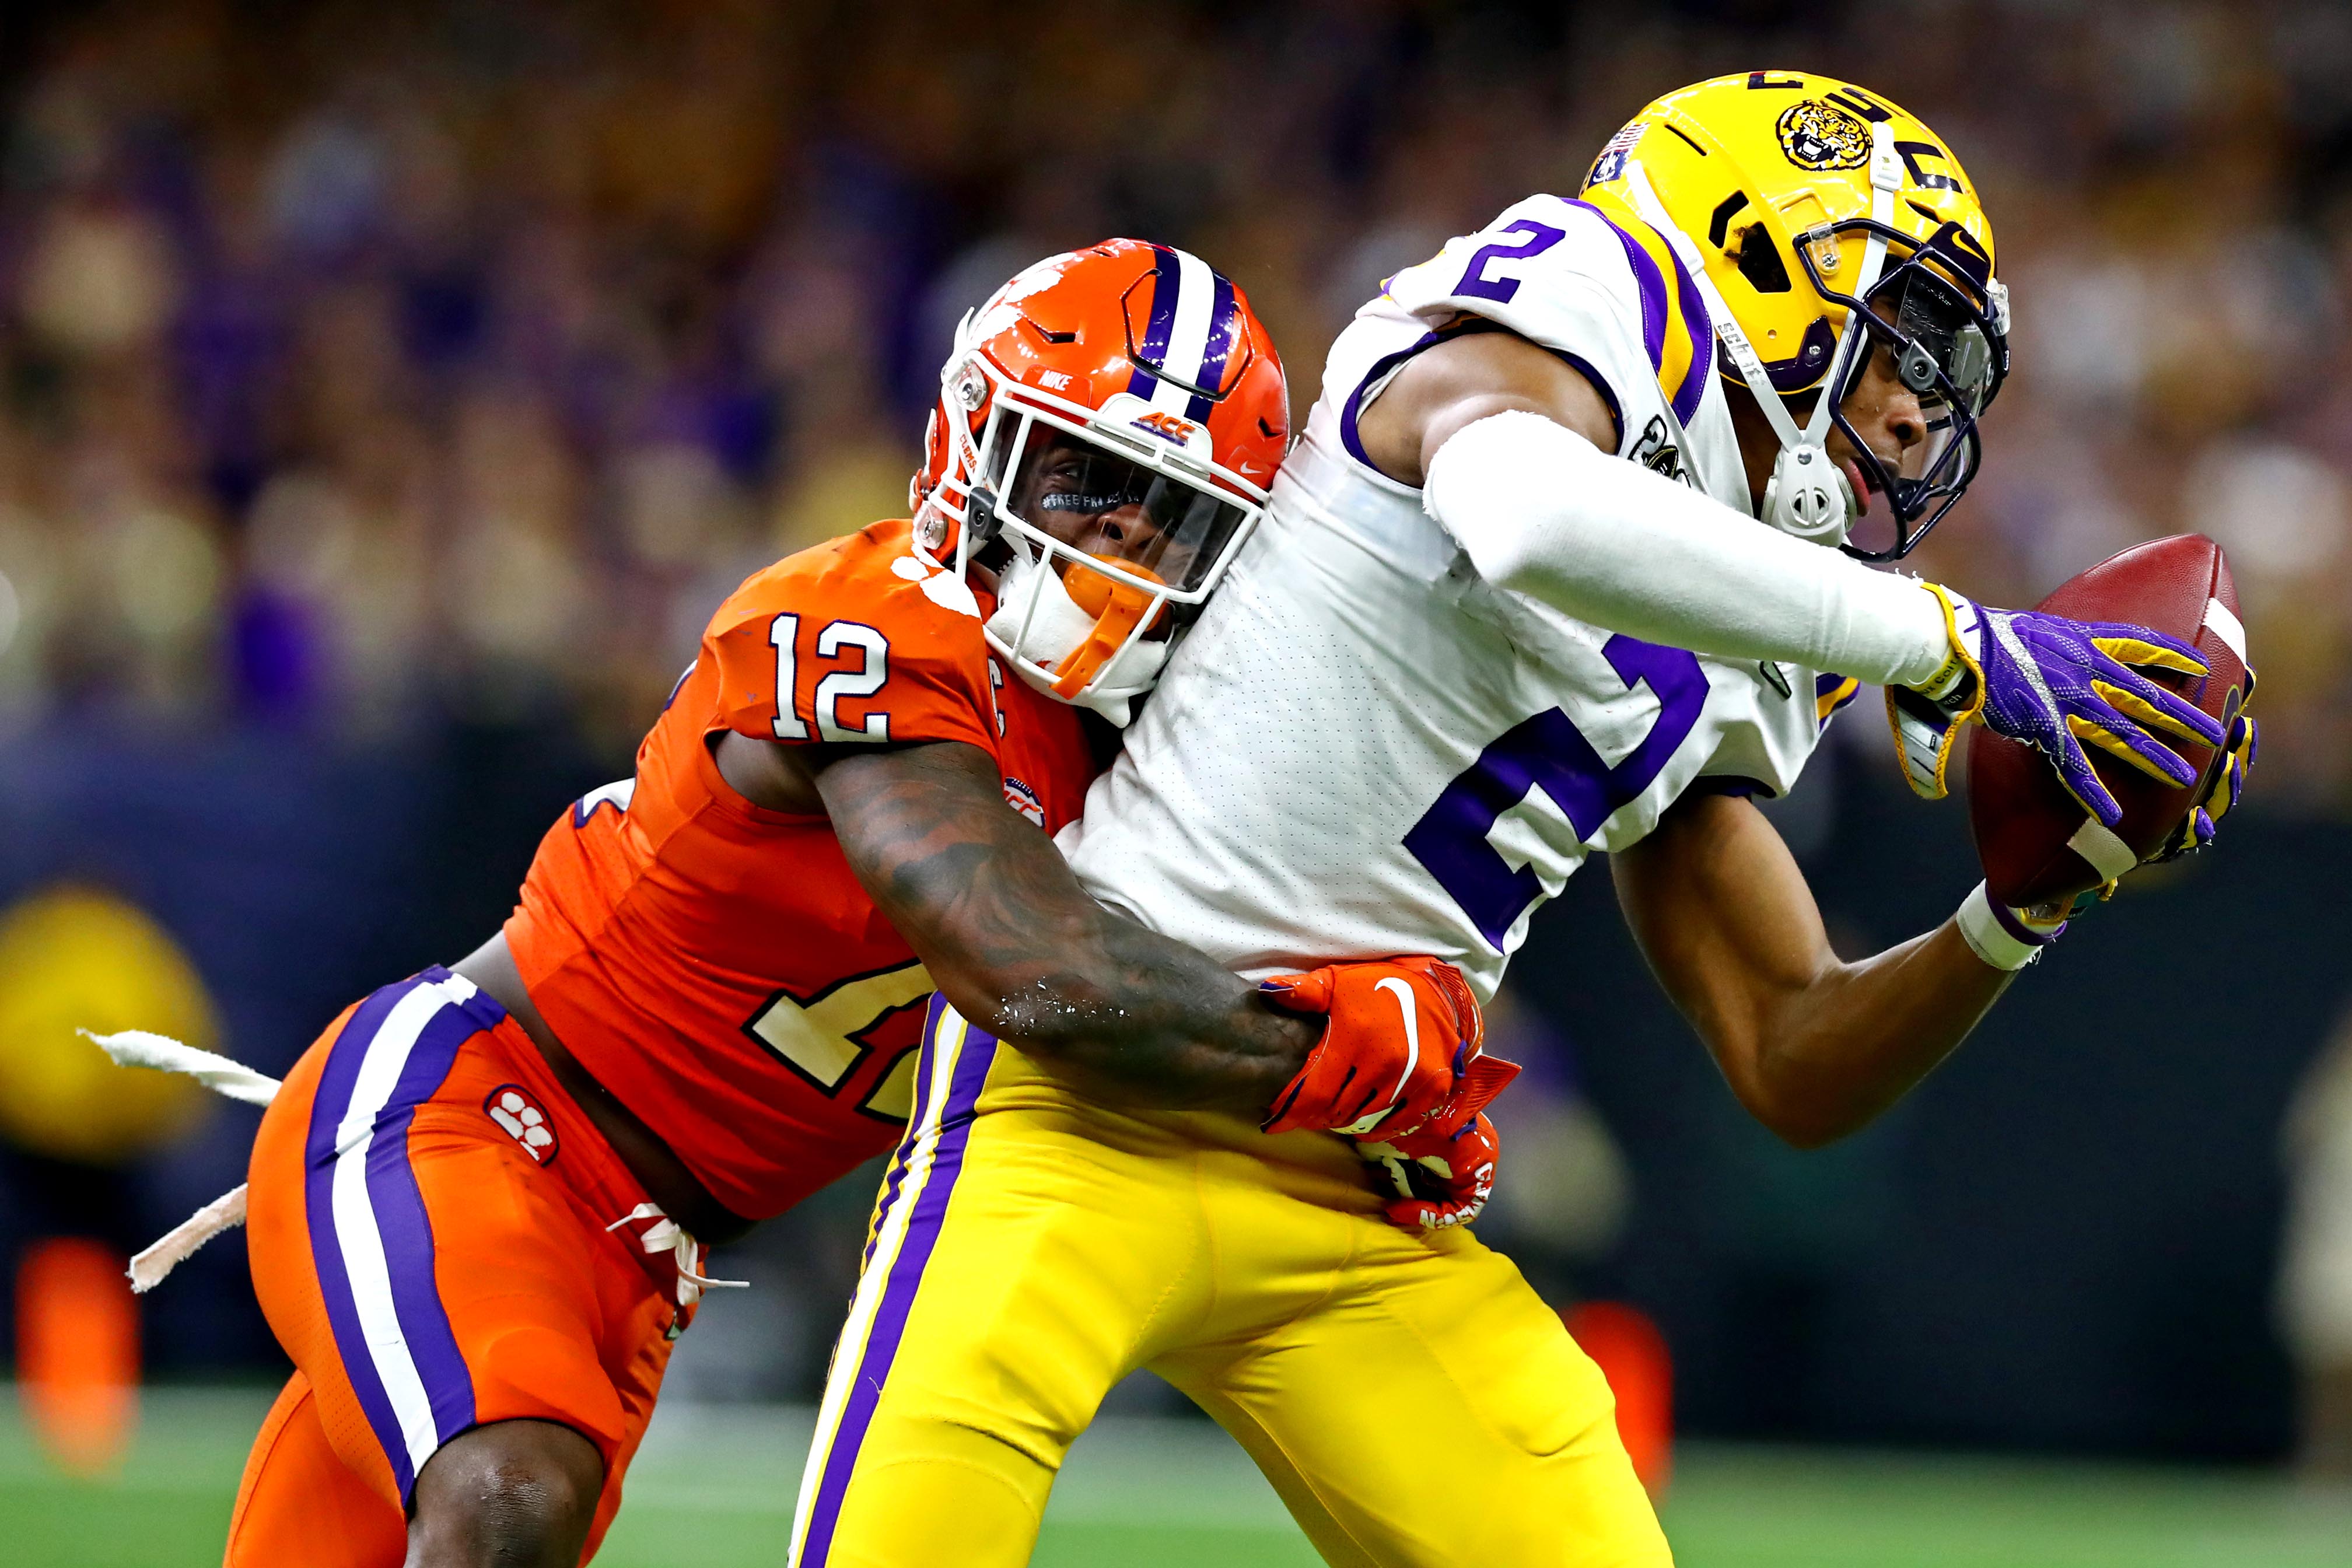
788, 1002, 1672, 1568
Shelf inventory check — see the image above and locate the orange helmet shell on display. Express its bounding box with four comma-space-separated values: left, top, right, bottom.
914, 239, 1288, 544
913, 240, 1290, 723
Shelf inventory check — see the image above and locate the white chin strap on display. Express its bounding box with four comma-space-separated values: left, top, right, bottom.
986, 550, 1095, 667
984, 551, 1168, 727
1623, 123, 1903, 547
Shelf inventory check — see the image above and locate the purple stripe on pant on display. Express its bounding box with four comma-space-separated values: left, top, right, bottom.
300, 966, 489, 1500
800, 994, 1000, 1566
860, 1135, 918, 1272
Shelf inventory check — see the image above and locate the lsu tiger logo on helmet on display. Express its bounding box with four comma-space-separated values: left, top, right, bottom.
1582, 71, 2010, 561
1775, 99, 1873, 170
911, 240, 1288, 723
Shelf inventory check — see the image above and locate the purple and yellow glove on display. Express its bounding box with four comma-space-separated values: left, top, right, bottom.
1888, 584, 2225, 827
2159, 704, 2258, 859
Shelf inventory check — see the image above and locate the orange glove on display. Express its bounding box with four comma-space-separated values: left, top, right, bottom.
1258, 956, 1483, 1137
1357, 1055, 1521, 1230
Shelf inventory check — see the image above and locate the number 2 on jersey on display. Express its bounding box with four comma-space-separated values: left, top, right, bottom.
1454, 219, 1567, 304
1405, 635, 1707, 947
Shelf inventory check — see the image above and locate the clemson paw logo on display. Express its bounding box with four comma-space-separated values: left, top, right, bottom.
1776, 100, 1871, 170
484, 1086, 559, 1164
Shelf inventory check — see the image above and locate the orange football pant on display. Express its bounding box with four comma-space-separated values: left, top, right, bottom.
226, 966, 690, 1566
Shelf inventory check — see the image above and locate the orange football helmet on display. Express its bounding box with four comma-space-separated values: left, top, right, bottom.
912, 239, 1288, 723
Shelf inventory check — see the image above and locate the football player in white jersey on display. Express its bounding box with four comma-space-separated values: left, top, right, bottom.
792, 74, 2258, 1567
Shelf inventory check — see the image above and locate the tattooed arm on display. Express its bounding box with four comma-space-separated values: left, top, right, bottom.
809, 738, 1316, 1115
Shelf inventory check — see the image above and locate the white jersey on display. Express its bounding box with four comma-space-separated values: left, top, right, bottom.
1060, 192, 1852, 1001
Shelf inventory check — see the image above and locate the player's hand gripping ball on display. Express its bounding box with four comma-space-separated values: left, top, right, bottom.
1258, 956, 1486, 1138
1966, 535, 2255, 905
1967, 606, 2220, 822
2168, 706, 2257, 856
1356, 1054, 1522, 1230
1895, 582, 2224, 830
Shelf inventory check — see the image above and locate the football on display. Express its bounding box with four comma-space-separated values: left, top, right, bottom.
1966, 535, 2252, 907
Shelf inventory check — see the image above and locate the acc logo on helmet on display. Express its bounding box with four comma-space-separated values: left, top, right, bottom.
1132, 410, 1201, 446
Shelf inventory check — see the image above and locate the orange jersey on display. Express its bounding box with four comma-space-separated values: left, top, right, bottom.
503, 520, 1100, 1220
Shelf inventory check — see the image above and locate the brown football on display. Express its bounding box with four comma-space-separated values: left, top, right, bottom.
1965, 534, 2250, 908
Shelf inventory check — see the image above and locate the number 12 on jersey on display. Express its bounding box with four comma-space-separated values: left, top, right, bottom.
1405, 635, 1707, 947
771, 612, 893, 744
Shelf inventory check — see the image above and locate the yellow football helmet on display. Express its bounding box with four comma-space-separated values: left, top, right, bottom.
1582, 71, 2010, 559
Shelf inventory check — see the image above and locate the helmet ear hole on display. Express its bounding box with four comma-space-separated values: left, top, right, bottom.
1735, 226, 1792, 294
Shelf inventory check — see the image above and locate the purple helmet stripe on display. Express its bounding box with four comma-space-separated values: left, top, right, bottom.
1564, 200, 1667, 374
1125, 244, 1184, 401
800, 995, 1000, 1565
1184, 272, 1240, 422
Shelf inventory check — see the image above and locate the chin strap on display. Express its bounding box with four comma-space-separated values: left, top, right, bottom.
1621, 123, 1902, 544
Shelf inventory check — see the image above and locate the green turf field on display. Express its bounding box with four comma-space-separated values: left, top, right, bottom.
5, 1385, 2347, 1567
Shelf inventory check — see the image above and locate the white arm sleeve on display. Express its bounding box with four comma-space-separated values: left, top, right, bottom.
1423, 410, 1950, 688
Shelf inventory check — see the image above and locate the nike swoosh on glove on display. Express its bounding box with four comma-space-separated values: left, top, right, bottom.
1356, 1054, 1521, 1230
1889, 584, 2225, 827
1259, 956, 1482, 1137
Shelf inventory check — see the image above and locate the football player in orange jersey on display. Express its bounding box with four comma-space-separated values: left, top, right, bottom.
213, 240, 1502, 1568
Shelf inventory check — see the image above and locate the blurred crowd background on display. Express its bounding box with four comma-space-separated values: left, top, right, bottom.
4, 0, 2352, 1476
7, 0, 2352, 779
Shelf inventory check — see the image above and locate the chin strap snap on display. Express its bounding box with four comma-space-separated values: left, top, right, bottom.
1762, 446, 1854, 544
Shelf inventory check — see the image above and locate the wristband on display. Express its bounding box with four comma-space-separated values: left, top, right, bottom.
1910, 583, 1985, 708
1955, 881, 2064, 971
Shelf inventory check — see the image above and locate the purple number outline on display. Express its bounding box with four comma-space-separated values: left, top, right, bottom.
1453, 219, 1568, 304
1405, 636, 1708, 948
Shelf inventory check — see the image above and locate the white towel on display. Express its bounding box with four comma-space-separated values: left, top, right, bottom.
79, 1028, 282, 1107
83, 1029, 282, 1290
128, 1185, 249, 1294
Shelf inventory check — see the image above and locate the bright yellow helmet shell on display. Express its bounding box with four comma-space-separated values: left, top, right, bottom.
1582, 70, 1997, 399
